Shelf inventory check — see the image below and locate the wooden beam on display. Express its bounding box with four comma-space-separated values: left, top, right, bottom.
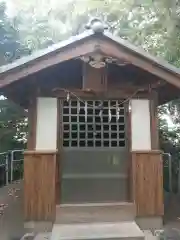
51, 88, 150, 100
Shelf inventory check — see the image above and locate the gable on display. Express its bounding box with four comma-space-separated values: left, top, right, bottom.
0, 23, 180, 90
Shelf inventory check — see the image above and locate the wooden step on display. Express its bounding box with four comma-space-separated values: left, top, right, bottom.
51, 222, 145, 240
56, 202, 136, 224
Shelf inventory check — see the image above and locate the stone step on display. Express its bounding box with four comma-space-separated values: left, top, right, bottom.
143, 231, 158, 240
56, 202, 136, 224
51, 222, 145, 240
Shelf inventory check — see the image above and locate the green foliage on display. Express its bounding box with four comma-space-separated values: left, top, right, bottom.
4, 0, 180, 66
0, 1, 30, 64
0, 2, 19, 65
0, 98, 27, 152
0, 1, 28, 152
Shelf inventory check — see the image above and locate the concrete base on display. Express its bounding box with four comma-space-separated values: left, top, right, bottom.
143, 231, 158, 240
34, 232, 52, 240
24, 221, 53, 234
136, 217, 163, 232
51, 221, 145, 240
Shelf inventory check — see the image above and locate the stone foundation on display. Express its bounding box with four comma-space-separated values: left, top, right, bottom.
24, 221, 53, 234
136, 217, 163, 232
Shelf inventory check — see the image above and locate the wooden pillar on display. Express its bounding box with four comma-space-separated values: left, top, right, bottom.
55, 99, 61, 204
130, 98, 163, 217
24, 97, 58, 223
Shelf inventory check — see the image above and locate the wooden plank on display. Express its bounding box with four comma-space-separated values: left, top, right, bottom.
131, 151, 164, 216
24, 151, 57, 221
83, 63, 107, 91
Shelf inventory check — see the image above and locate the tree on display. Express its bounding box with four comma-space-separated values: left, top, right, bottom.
0, 1, 31, 64
0, 2, 19, 65
0, 1, 28, 151
0, 98, 27, 152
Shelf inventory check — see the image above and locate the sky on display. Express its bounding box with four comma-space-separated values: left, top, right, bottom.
164, 115, 175, 129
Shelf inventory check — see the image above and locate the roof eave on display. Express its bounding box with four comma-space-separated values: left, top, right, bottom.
104, 32, 180, 78
0, 29, 95, 75
0, 29, 180, 91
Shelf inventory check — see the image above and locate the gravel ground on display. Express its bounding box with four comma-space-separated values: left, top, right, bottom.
0, 184, 180, 240
0, 181, 24, 240
161, 193, 180, 240
161, 222, 180, 240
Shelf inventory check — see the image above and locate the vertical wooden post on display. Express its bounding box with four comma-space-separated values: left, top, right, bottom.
56, 99, 61, 204
130, 97, 163, 217
126, 101, 133, 202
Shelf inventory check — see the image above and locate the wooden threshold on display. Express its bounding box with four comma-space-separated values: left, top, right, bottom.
58, 202, 134, 207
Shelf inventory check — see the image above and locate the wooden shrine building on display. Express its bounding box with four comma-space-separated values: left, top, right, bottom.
0, 18, 180, 234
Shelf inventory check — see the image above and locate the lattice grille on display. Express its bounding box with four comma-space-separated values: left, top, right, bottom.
63, 100, 126, 148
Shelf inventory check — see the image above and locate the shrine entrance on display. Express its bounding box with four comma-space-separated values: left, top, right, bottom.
60, 99, 129, 203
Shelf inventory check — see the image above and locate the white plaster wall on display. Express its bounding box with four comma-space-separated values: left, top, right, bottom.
131, 99, 151, 151
36, 97, 57, 150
